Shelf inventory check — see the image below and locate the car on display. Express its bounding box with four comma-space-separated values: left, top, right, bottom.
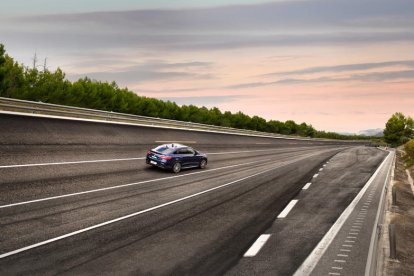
146, 143, 208, 173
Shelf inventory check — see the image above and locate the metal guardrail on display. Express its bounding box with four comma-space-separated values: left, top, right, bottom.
0, 97, 356, 142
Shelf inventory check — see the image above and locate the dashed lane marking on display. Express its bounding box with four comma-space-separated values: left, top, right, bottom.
243, 234, 271, 257
277, 200, 299, 218
302, 182, 312, 190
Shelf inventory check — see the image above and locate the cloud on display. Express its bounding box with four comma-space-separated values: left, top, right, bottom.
159, 95, 247, 106
1, 0, 414, 53
9, 0, 414, 32
3, 30, 414, 54
262, 60, 414, 77
227, 70, 414, 89
67, 60, 214, 85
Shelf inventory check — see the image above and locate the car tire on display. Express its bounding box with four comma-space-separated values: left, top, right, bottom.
172, 162, 182, 173
199, 159, 207, 169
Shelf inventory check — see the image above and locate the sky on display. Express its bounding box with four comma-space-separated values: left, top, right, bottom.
1, 0, 414, 133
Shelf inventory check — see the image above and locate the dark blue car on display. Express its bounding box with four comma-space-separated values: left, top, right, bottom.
146, 144, 208, 173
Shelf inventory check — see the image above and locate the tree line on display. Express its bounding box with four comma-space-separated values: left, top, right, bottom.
0, 44, 371, 140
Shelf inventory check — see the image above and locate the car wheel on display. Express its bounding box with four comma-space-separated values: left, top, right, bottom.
199, 159, 207, 169
172, 162, 182, 173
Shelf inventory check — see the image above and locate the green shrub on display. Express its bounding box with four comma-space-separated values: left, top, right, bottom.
404, 139, 414, 167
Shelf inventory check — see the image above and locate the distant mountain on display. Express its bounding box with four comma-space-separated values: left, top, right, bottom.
338, 131, 356, 136
358, 128, 384, 137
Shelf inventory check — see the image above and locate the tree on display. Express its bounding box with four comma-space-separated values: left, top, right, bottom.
0, 44, 6, 84
384, 112, 414, 146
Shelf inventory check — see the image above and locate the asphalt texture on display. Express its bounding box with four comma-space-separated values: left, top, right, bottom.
0, 113, 383, 275
226, 147, 387, 276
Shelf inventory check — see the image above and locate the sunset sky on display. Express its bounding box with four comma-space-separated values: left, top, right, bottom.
1, 0, 413, 133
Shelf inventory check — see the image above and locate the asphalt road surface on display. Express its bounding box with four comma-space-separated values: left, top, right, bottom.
0, 113, 383, 275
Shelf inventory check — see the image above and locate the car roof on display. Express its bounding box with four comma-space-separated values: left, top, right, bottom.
159, 143, 188, 149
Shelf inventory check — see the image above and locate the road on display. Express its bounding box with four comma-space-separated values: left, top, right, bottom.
0, 113, 385, 275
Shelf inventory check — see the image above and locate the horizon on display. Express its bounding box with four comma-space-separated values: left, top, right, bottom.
1, 0, 413, 133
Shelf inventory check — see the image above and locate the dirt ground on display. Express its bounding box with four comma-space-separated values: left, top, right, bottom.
383, 149, 414, 276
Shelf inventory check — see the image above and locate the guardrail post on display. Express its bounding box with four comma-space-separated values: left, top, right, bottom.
392, 185, 397, 205
389, 224, 397, 259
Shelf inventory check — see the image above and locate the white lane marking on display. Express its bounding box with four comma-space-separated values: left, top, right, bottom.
207, 147, 309, 155
293, 152, 392, 276
344, 240, 355, 243
0, 147, 309, 168
0, 159, 269, 209
331, 267, 343, 270
0, 157, 145, 169
155, 140, 197, 144
342, 244, 353, 247
0, 161, 288, 259
1, 150, 330, 209
334, 260, 346, 263
329, 272, 341, 275
313, 173, 319, 178
243, 234, 271, 257
346, 236, 357, 239
340, 249, 351, 252
302, 182, 312, 190
323, 164, 327, 167
337, 254, 348, 257
319, 168, 323, 171
277, 200, 299, 218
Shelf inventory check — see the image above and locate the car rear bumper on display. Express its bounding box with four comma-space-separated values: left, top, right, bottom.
146, 158, 173, 169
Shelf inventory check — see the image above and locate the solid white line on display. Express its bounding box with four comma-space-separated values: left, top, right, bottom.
0, 157, 145, 169
277, 199, 299, 218
1, 150, 329, 209
207, 147, 308, 155
293, 151, 392, 276
0, 147, 308, 168
0, 161, 288, 259
0, 159, 269, 209
302, 182, 312, 190
155, 140, 197, 144
243, 234, 271, 257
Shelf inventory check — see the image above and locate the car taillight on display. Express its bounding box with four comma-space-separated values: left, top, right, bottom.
147, 151, 151, 155
160, 155, 172, 160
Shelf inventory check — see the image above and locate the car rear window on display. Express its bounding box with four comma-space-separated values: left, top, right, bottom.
153, 145, 174, 154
